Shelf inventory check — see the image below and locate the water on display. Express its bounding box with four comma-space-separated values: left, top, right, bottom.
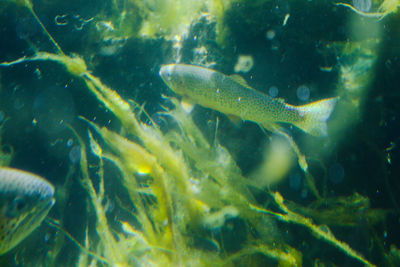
32, 86, 76, 134
328, 162, 345, 184
0, 1, 398, 266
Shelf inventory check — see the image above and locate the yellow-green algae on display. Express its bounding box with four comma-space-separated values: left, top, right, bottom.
336, 0, 400, 19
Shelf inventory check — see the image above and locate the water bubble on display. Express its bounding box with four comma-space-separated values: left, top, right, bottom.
33, 86, 76, 134
296, 85, 310, 101
66, 138, 73, 147
266, 29, 276, 40
269, 86, 279, 98
328, 162, 345, 184
289, 172, 302, 191
69, 145, 81, 163
353, 0, 372, 12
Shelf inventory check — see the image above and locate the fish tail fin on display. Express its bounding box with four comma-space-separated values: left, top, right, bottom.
294, 97, 339, 136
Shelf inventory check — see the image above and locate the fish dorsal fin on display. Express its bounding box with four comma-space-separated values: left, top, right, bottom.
275, 98, 285, 103
229, 74, 249, 87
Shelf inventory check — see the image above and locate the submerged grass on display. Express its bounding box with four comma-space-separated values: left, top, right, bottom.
1, 48, 378, 266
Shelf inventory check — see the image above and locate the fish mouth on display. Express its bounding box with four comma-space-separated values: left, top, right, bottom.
159, 64, 174, 85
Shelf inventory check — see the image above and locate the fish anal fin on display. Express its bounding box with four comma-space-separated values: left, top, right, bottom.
181, 98, 195, 114
227, 114, 242, 127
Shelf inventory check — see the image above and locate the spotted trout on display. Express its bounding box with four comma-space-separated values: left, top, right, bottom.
160, 64, 338, 136
0, 167, 55, 254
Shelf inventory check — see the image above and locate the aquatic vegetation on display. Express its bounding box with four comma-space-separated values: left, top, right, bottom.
135, 0, 232, 40
320, 38, 380, 145
79, 77, 375, 266
336, 0, 400, 19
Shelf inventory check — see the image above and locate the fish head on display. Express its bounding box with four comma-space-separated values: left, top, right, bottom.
160, 64, 214, 97
159, 64, 183, 93
0, 168, 55, 255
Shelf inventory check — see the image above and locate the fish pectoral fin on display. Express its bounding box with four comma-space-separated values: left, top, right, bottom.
261, 122, 282, 134
181, 98, 195, 114
227, 114, 242, 127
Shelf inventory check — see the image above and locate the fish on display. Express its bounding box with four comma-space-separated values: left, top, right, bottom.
0, 167, 55, 255
159, 64, 338, 136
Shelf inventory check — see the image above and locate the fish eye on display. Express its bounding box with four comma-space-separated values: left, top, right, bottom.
14, 197, 26, 211
6, 197, 27, 218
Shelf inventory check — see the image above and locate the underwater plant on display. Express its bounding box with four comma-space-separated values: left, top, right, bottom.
336, 0, 400, 19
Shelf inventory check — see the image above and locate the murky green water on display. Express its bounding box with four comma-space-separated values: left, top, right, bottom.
0, 0, 399, 266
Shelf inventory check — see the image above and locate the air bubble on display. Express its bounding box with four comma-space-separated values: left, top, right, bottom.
269, 86, 279, 98
296, 85, 310, 101
66, 138, 73, 147
266, 29, 276, 40
353, 0, 372, 12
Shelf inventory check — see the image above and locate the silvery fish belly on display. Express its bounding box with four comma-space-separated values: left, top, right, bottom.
160, 64, 338, 137
0, 167, 55, 255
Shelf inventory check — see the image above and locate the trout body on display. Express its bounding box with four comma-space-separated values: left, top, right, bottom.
160, 64, 337, 136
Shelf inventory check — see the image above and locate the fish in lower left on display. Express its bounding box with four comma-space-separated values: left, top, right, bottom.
0, 167, 55, 255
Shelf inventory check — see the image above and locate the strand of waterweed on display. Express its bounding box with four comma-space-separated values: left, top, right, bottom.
250, 191, 376, 267
45, 218, 110, 265
84, 119, 179, 256
13, 0, 65, 55
68, 126, 129, 266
